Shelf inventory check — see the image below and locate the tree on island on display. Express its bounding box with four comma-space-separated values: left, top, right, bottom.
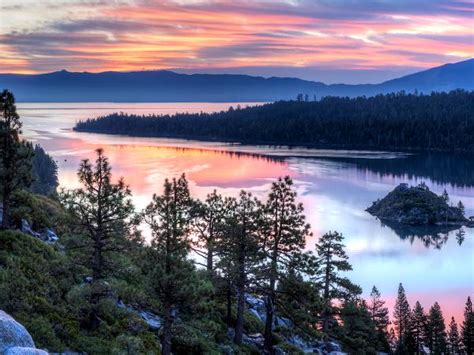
314, 231, 361, 334
61, 148, 136, 329
441, 189, 449, 203
0, 89, 33, 229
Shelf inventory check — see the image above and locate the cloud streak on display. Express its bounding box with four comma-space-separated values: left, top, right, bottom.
0, 0, 472, 82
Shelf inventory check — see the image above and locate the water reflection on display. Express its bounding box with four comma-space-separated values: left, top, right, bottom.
379, 220, 463, 249
17, 102, 474, 325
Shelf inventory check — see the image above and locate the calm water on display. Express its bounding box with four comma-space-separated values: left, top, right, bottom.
19, 102, 474, 324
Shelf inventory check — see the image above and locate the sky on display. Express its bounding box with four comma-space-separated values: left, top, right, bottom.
0, 0, 473, 83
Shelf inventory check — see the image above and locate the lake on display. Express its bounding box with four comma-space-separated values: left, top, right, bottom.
19, 102, 474, 324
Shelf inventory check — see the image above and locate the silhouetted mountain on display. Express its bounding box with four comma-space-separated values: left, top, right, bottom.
1, 59, 472, 102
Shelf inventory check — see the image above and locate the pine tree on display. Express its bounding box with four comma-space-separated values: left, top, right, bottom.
216, 191, 262, 345
447, 316, 461, 354
426, 302, 447, 354
192, 190, 226, 273
462, 296, 474, 354
388, 327, 397, 352
61, 148, 135, 328
457, 200, 465, 216
338, 298, 378, 353
314, 231, 361, 333
393, 283, 411, 351
412, 301, 427, 354
0, 90, 33, 229
261, 176, 312, 353
441, 189, 449, 203
368, 286, 390, 352
142, 174, 200, 355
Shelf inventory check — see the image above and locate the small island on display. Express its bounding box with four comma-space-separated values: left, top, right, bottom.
367, 183, 472, 227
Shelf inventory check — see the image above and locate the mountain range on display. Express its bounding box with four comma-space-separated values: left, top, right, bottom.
0, 59, 472, 102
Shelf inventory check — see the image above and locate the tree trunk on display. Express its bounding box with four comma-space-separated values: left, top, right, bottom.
264, 249, 278, 354
206, 239, 214, 272
263, 295, 275, 354
162, 301, 173, 355
92, 237, 103, 281
1, 188, 10, 229
226, 277, 232, 327
323, 248, 331, 333
234, 260, 245, 345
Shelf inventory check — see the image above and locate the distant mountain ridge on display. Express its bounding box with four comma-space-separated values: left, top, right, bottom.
1, 59, 472, 102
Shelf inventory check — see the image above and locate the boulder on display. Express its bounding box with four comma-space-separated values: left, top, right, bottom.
20, 220, 59, 244
242, 333, 264, 347
117, 300, 161, 330
0, 310, 46, 354
4, 347, 48, 355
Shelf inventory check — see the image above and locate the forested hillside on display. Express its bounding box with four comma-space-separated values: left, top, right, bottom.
75, 90, 474, 152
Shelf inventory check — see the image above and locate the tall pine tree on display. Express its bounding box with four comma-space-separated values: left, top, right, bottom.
368, 286, 390, 352
217, 191, 262, 345
426, 302, 447, 355
142, 174, 199, 355
393, 283, 412, 352
447, 316, 461, 354
314, 231, 361, 333
192, 190, 226, 273
261, 176, 311, 353
61, 148, 135, 328
462, 296, 474, 354
412, 301, 428, 354
338, 298, 378, 353
0, 90, 33, 229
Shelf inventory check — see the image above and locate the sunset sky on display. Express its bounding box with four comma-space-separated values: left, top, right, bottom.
1, 0, 473, 83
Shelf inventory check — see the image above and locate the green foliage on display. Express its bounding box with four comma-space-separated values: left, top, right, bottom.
368, 286, 390, 352
412, 301, 428, 353
260, 176, 312, 351
75, 90, 474, 152
60, 148, 136, 282
0, 230, 161, 354
31, 144, 58, 195
0, 90, 34, 228
314, 231, 361, 333
462, 296, 474, 354
10, 190, 66, 230
447, 316, 461, 354
393, 283, 412, 349
336, 299, 378, 354
426, 302, 447, 354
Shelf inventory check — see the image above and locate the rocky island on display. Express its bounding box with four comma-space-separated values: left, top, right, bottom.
367, 183, 472, 226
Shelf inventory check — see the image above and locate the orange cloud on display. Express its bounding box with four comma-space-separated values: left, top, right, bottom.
0, 0, 472, 79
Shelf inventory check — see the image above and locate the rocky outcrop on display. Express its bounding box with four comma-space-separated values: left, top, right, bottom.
367, 183, 469, 226
21, 220, 59, 244
4, 347, 48, 355
117, 300, 162, 330
244, 294, 345, 354
0, 310, 47, 355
